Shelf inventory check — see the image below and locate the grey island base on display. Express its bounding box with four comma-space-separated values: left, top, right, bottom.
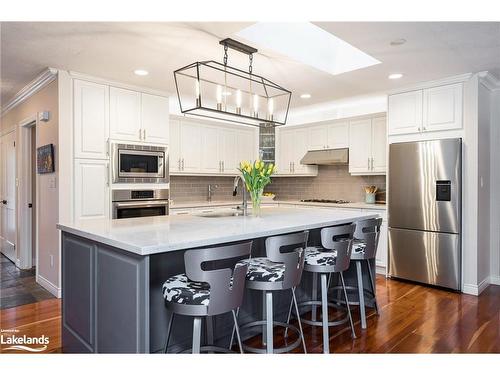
58, 207, 379, 353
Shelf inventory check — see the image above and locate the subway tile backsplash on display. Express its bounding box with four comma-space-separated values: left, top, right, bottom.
171, 165, 386, 204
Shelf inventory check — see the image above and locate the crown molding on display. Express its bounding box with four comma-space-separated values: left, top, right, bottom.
1, 68, 58, 116
388, 73, 473, 95
478, 71, 500, 91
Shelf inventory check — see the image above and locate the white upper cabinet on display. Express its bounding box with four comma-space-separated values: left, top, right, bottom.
423, 83, 462, 132
141, 93, 169, 144
309, 125, 328, 150
371, 116, 387, 173
170, 118, 258, 175
327, 121, 349, 149
179, 121, 202, 173
74, 159, 110, 220
388, 90, 423, 135
110, 87, 169, 144
349, 119, 372, 174
276, 127, 317, 176
219, 128, 238, 174
74, 80, 109, 159
110, 87, 142, 141
307, 121, 349, 150
388, 83, 463, 136
349, 116, 387, 175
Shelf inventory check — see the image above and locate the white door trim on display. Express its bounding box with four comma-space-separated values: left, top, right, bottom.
17, 115, 37, 270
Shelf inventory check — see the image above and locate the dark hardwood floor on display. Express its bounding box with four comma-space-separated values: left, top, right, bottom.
0, 254, 55, 310
1, 275, 499, 353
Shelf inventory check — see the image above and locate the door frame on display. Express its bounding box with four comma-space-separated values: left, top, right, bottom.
18, 115, 38, 270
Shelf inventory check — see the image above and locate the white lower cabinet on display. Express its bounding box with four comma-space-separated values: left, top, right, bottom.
363, 209, 388, 274
74, 159, 110, 220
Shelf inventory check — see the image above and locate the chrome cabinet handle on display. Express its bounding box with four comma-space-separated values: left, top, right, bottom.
371, 157, 374, 170
368, 157, 370, 169
178, 158, 181, 171
181, 158, 184, 171
292, 162, 295, 173
222, 161, 225, 172
106, 163, 110, 186
289, 162, 291, 172
143, 129, 146, 140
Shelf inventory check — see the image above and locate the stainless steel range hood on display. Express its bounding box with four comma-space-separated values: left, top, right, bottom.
300, 148, 349, 165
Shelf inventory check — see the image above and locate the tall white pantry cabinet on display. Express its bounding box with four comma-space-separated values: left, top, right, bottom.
72, 77, 170, 221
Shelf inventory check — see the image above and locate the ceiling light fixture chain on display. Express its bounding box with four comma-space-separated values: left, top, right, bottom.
223, 43, 228, 66
249, 54, 253, 75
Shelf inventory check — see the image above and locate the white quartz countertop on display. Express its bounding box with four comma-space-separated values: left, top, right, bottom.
57, 207, 379, 256
171, 200, 386, 211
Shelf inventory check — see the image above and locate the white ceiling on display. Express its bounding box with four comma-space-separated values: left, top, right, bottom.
1, 22, 499, 109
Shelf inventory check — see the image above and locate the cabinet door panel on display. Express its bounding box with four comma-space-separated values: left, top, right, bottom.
74, 159, 110, 220
349, 119, 372, 174
110, 87, 142, 142
327, 121, 349, 149
388, 90, 423, 135
179, 122, 202, 172
236, 128, 258, 167
294, 128, 313, 174
277, 129, 294, 175
220, 128, 237, 174
169, 119, 181, 172
141, 93, 169, 144
200, 126, 220, 173
308, 125, 327, 150
74, 80, 109, 159
423, 83, 462, 132
371, 117, 387, 173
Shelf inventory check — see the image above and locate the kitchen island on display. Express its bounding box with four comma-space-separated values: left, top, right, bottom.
57, 207, 378, 353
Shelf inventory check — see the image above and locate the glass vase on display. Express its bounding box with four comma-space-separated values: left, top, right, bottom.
249, 188, 263, 217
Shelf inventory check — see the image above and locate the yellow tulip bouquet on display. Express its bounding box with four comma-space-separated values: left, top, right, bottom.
238, 160, 277, 216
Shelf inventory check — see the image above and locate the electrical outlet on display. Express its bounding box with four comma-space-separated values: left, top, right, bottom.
50, 255, 54, 267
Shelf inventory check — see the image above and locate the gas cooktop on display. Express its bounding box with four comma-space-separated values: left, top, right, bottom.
300, 199, 351, 204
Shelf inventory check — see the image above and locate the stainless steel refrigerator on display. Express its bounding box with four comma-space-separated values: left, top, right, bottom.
388, 138, 461, 290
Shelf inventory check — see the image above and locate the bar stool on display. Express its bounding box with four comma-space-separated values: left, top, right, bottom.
334, 218, 382, 330
232, 231, 309, 354
162, 241, 252, 354
291, 223, 357, 354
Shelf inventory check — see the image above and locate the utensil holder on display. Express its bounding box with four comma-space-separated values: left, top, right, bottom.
365, 192, 376, 204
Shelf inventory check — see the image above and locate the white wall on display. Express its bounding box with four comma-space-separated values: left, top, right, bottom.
490, 89, 500, 285
0, 79, 60, 296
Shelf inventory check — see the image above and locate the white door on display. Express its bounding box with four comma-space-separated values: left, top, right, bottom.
219, 128, 237, 174
179, 121, 202, 173
141, 93, 169, 144
110, 87, 142, 142
308, 125, 327, 150
387, 90, 423, 135
236, 128, 258, 168
423, 83, 463, 132
200, 126, 221, 173
0, 132, 17, 263
74, 159, 110, 220
349, 118, 372, 174
169, 119, 181, 172
277, 129, 294, 175
327, 121, 349, 149
371, 116, 387, 173
74, 80, 109, 159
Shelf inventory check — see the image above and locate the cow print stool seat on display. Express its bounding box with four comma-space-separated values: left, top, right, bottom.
162, 274, 210, 306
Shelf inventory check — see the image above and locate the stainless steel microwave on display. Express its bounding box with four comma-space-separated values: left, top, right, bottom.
111, 142, 169, 184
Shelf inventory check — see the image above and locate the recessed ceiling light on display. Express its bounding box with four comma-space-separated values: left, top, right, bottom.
390, 38, 407, 46
237, 22, 380, 76
300, 93, 312, 99
134, 69, 149, 76
388, 73, 403, 80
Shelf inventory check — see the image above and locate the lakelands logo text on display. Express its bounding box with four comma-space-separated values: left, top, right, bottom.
1, 330, 49, 352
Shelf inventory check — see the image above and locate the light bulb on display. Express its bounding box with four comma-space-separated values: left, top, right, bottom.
236, 90, 242, 108
268, 98, 274, 115
195, 80, 200, 98
216, 85, 222, 103
253, 94, 259, 111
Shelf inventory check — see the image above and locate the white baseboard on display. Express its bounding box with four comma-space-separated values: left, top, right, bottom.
36, 274, 61, 298
490, 275, 500, 286
462, 277, 491, 296
375, 265, 386, 275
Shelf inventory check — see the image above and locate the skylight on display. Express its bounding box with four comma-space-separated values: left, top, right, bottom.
236, 22, 381, 76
